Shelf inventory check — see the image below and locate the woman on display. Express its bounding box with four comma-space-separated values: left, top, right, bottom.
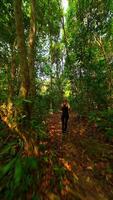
61, 99, 70, 133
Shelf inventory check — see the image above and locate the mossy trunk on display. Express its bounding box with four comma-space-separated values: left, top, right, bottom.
14, 0, 30, 99
14, 0, 31, 122
28, 0, 37, 98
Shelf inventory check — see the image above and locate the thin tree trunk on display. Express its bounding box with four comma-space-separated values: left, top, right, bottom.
49, 36, 53, 113
7, 44, 16, 119
14, 0, 30, 99
8, 42, 16, 100
57, 0, 69, 60
28, 0, 37, 97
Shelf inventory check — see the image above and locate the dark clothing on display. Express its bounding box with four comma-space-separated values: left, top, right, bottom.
61, 105, 69, 132
62, 105, 69, 118
61, 115, 68, 132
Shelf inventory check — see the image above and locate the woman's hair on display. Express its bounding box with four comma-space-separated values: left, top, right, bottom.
63, 98, 68, 103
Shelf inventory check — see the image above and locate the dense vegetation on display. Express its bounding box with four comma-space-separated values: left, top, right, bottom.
0, 0, 113, 199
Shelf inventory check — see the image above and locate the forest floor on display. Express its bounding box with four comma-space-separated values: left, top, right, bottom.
40, 111, 113, 200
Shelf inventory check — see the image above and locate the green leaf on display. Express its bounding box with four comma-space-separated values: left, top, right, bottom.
14, 158, 23, 186
0, 145, 11, 155
24, 157, 38, 169
43, 64, 52, 76
0, 142, 17, 156
43, 156, 48, 163
23, 99, 32, 103
0, 158, 16, 179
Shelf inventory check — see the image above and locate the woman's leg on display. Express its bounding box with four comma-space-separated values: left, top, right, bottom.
64, 115, 69, 132
64, 117, 68, 132
61, 116, 65, 132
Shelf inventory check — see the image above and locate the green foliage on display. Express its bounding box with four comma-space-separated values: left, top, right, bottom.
50, 164, 66, 191
0, 124, 43, 199
0, 155, 41, 199
0, 0, 113, 197
0, 68, 8, 102
14, 158, 23, 186
65, 0, 113, 115
105, 165, 113, 174
89, 109, 113, 141
43, 64, 52, 76
33, 95, 50, 119
0, 158, 16, 179
1, 0, 113, 119
53, 164, 66, 177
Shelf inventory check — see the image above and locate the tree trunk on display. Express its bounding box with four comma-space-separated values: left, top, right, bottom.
14, 0, 30, 99
49, 36, 53, 113
14, 0, 31, 124
7, 45, 16, 120
28, 0, 37, 97
8, 42, 17, 100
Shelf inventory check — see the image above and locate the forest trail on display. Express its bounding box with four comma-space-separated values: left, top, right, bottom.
42, 112, 113, 200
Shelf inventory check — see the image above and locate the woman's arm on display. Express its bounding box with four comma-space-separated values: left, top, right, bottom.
68, 103, 70, 110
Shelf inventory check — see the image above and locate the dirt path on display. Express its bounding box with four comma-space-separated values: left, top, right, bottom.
41, 112, 113, 200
